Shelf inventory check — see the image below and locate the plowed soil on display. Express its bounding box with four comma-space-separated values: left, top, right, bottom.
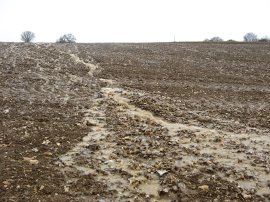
1, 42, 270, 201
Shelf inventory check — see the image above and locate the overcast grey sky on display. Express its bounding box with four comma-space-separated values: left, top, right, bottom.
0, 0, 269, 42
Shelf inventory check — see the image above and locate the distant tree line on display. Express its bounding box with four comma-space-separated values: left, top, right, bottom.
20, 31, 76, 43
204, 32, 270, 42
20, 30, 269, 43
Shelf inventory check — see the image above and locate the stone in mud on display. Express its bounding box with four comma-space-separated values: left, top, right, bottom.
86, 120, 97, 126
3, 109, 9, 114
159, 188, 169, 196
156, 169, 168, 176
42, 139, 50, 145
3, 180, 12, 187
198, 185, 209, 191
178, 182, 187, 191
23, 157, 39, 165
172, 185, 178, 191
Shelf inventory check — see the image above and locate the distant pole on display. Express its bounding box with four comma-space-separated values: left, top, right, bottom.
174, 35, 175, 42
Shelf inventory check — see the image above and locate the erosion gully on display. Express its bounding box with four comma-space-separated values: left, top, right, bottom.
56, 53, 270, 201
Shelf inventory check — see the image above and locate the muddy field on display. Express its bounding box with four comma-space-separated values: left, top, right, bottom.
1, 42, 270, 201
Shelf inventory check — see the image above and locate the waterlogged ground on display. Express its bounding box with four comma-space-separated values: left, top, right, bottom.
1, 42, 270, 201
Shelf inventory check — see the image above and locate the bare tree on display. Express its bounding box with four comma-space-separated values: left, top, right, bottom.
56, 34, 76, 43
209, 36, 223, 42
21, 31, 35, 42
243, 32, 258, 42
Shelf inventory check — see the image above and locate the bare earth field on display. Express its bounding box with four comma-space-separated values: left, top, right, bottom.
1, 42, 270, 201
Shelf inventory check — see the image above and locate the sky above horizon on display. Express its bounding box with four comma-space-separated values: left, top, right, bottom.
0, 0, 269, 43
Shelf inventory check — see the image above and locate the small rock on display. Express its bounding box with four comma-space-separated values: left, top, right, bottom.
86, 121, 96, 126
23, 157, 39, 165
172, 185, 178, 191
178, 182, 186, 190
42, 140, 50, 145
163, 188, 169, 193
64, 186, 69, 192
32, 148, 39, 152
198, 185, 209, 191
248, 188, 256, 194
44, 151, 53, 156
104, 160, 114, 164
3, 109, 9, 114
243, 194, 252, 199
3, 180, 11, 186
159, 188, 169, 196
156, 170, 168, 176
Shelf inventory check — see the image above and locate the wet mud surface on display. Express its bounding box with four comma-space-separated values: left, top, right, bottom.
1, 42, 270, 201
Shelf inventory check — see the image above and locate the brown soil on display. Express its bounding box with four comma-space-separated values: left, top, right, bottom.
1, 42, 269, 201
